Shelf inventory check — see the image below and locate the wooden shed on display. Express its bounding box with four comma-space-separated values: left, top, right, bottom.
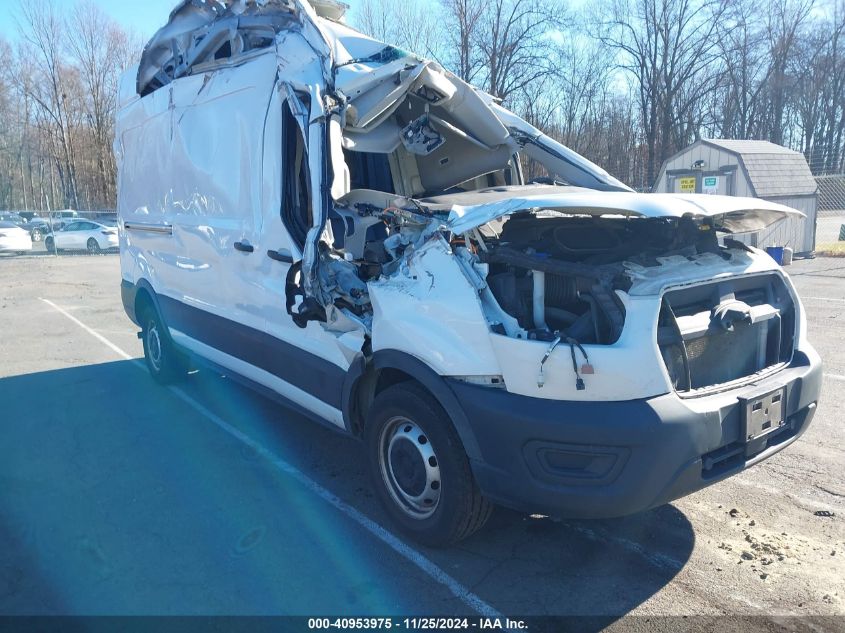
654, 139, 818, 254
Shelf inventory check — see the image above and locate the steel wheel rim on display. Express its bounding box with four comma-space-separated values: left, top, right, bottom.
378, 416, 442, 519
147, 321, 163, 371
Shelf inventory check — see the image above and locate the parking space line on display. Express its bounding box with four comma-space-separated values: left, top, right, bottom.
39, 297, 503, 619
39, 298, 135, 361
563, 524, 683, 571
826, 373, 845, 382
802, 296, 845, 303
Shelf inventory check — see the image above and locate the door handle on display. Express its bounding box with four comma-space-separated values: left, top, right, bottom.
267, 248, 293, 263
124, 221, 173, 235
234, 241, 254, 253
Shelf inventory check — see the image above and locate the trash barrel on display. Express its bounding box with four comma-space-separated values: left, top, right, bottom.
783, 247, 793, 265
766, 246, 785, 265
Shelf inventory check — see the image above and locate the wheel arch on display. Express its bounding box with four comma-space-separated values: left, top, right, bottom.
132, 279, 164, 328
343, 349, 482, 462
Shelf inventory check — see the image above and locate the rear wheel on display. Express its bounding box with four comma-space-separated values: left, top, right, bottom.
140, 304, 187, 384
365, 382, 492, 546
87, 238, 101, 254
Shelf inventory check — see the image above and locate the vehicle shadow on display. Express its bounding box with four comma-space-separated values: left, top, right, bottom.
0, 515, 69, 615
0, 360, 694, 621
180, 366, 696, 625
453, 506, 695, 627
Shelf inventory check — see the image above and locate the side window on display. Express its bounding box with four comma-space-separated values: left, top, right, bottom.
64, 222, 80, 231
281, 102, 312, 249
343, 149, 394, 193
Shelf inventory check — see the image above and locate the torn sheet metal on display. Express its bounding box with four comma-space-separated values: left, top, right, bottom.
136, 0, 339, 97
622, 251, 782, 296
490, 103, 631, 193
368, 238, 502, 377
445, 190, 804, 236
137, 0, 298, 96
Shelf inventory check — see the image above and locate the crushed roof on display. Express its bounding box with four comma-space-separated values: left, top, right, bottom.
701, 139, 817, 197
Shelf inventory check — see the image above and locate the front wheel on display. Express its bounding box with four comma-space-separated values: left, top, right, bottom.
31, 229, 42, 242
45, 238, 56, 253
140, 304, 187, 384
365, 382, 492, 546
87, 238, 101, 254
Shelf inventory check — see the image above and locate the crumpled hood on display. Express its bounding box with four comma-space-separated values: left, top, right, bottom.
445, 189, 804, 235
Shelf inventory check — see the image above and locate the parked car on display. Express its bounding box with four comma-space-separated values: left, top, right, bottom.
46, 210, 79, 224
95, 216, 119, 228
0, 212, 26, 226
116, 0, 822, 545
0, 221, 33, 254
25, 218, 53, 242
45, 220, 118, 254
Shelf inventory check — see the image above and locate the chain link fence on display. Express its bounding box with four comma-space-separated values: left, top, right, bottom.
814, 175, 845, 255
816, 175, 845, 217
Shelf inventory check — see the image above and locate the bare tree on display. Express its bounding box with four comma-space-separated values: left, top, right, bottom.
438, 0, 486, 82
793, 0, 845, 172
67, 1, 135, 208
764, 0, 815, 145
554, 35, 616, 153
16, 0, 82, 209
599, 0, 728, 186
2, 0, 843, 214
711, 0, 773, 139
474, 0, 565, 103
355, 0, 444, 61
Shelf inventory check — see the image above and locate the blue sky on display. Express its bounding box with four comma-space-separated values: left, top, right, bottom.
0, 0, 179, 41
0, 0, 364, 42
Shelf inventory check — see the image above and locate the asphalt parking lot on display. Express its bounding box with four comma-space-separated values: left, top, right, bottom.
0, 252, 843, 628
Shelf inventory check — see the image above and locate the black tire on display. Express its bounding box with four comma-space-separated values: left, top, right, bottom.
45, 237, 56, 253
87, 238, 101, 254
140, 303, 187, 384
31, 229, 42, 242
365, 382, 493, 547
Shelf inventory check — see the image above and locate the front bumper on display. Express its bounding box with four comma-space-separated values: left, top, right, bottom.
447, 346, 822, 519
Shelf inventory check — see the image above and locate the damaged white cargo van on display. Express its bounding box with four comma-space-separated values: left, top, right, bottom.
116, 0, 822, 545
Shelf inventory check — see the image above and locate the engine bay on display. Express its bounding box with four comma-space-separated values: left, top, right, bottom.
303, 183, 757, 350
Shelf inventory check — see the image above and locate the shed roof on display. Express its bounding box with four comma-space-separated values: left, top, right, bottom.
700, 139, 817, 197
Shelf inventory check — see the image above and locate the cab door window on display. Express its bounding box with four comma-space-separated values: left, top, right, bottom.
281, 102, 312, 249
